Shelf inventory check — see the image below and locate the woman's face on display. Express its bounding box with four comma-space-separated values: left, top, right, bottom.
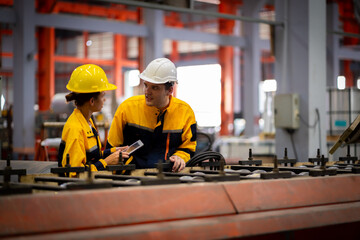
91, 92, 106, 112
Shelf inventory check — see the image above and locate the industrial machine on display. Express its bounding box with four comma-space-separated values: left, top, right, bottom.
1, 144, 360, 239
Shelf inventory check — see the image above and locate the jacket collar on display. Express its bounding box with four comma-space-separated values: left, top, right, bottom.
144, 95, 173, 113
74, 108, 93, 131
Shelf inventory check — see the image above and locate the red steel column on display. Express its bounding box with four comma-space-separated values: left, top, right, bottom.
37, 27, 55, 111
114, 34, 124, 98
344, 60, 354, 87
219, 0, 236, 135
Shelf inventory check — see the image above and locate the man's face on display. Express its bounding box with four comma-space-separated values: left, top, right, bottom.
143, 81, 172, 108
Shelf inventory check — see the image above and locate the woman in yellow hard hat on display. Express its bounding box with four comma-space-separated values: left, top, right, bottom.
58, 64, 129, 177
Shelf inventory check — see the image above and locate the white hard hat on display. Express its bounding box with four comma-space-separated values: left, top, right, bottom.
139, 58, 178, 84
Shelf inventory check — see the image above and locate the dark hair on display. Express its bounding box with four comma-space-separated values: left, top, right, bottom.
65, 92, 101, 107
164, 82, 174, 90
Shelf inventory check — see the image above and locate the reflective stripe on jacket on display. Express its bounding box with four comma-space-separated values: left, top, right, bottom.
107, 95, 197, 168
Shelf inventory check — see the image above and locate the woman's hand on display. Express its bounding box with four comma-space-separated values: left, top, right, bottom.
104, 147, 129, 165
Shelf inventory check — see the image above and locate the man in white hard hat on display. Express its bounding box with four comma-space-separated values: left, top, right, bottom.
106, 58, 197, 172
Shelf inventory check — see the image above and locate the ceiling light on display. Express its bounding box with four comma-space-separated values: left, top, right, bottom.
263, 79, 277, 92
337, 76, 346, 90
86, 40, 92, 47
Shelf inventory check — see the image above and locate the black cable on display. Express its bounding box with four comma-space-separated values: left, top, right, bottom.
186, 151, 224, 167
298, 108, 322, 152
299, 112, 318, 128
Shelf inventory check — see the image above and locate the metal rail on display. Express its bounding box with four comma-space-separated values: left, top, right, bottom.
1, 174, 360, 239
331, 31, 360, 39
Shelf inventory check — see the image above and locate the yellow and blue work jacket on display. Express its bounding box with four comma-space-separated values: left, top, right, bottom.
58, 109, 116, 176
106, 95, 197, 168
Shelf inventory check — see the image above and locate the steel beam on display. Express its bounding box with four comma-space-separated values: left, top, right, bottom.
34, 13, 149, 37
338, 47, 360, 61
163, 27, 246, 47
0, 7, 15, 23
100, 0, 284, 26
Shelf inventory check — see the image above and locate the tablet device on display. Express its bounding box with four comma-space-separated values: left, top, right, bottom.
123, 140, 144, 155
329, 114, 360, 154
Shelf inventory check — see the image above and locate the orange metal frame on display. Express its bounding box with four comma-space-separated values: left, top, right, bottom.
34, 0, 139, 109
0, 0, 12, 6
3, 0, 358, 130
1, 174, 360, 239
219, 0, 237, 136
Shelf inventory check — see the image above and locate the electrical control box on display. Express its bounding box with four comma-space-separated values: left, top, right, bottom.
274, 93, 300, 129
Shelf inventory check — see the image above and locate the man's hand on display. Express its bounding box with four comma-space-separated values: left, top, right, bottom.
169, 155, 185, 172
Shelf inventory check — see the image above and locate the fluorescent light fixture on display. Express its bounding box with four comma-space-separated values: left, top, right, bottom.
258, 118, 264, 127
263, 79, 277, 92
0, 94, 4, 110
196, 0, 220, 4
337, 76, 346, 90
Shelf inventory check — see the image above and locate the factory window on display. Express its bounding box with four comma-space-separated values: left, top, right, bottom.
124, 70, 140, 101
259, 79, 277, 134
176, 64, 221, 127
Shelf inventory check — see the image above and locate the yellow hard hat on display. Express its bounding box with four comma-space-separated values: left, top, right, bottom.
66, 64, 117, 93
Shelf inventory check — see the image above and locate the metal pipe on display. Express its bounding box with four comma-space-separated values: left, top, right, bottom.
100, 0, 284, 26
331, 31, 360, 39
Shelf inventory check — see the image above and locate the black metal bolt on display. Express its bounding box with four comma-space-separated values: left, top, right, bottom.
248, 149, 253, 161
157, 159, 164, 179
64, 154, 71, 177
347, 145, 351, 158
87, 163, 93, 183
6, 153, 10, 167
4, 153, 11, 185
219, 157, 225, 176
118, 151, 123, 165
273, 155, 279, 173
65, 154, 71, 168
284, 148, 288, 160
